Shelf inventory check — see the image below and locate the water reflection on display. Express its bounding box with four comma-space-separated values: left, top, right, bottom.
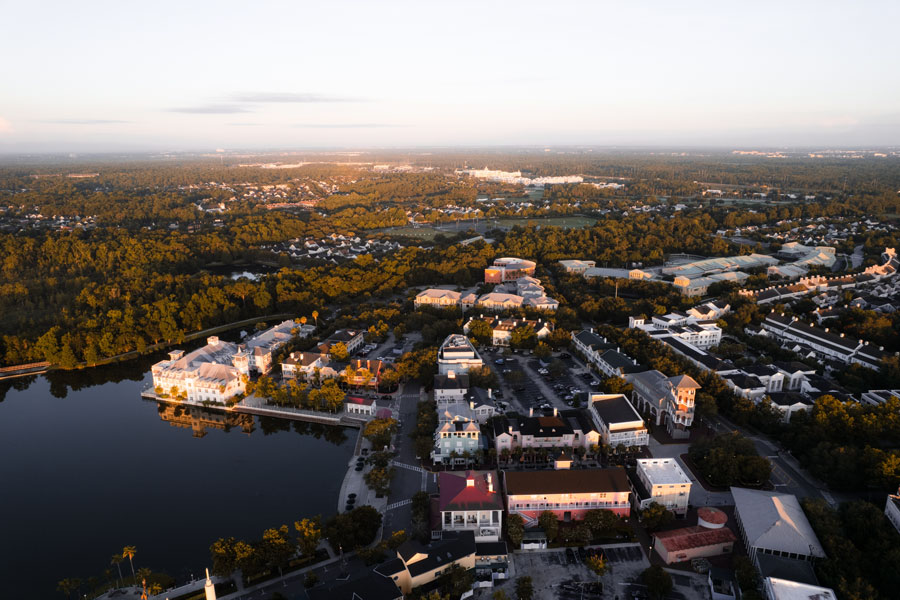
156, 401, 256, 437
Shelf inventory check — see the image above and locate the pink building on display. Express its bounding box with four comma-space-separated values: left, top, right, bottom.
503, 468, 631, 526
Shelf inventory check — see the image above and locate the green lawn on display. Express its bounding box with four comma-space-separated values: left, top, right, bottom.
494, 216, 597, 229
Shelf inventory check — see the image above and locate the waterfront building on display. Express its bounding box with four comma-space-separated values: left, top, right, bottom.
151, 336, 246, 404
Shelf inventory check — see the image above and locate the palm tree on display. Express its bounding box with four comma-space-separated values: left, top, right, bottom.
311, 310, 319, 329
111, 554, 124, 588
57, 578, 78, 599
300, 316, 307, 326
137, 567, 152, 590
122, 546, 137, 583
150, 582, 163, 596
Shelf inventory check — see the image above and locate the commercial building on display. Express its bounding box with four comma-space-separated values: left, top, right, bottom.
652, 507, 737, 565
631, 458, 692, 516
484, 257, 536, 283
628, 371, 699, 438
414, 288, 462, 309
503, 468, 631, 525
437, 334, 483, 375
588, 394, 649, 448
558, 259, 596, 274
762, 578, 836, 600
731, 487, 826, 570
885, 490, 900, 536
433, 371, 470, 404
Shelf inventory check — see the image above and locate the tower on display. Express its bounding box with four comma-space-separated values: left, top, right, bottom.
204, 568, 216, 600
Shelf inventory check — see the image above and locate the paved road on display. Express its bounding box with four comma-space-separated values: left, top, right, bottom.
706, 414, 838, 505
382, 381, 435, 538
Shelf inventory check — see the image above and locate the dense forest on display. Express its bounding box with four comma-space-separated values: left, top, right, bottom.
1, 153, 898, 370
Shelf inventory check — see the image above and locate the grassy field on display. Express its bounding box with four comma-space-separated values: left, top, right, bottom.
493, 215, 597, 229
379, 225, 444, 240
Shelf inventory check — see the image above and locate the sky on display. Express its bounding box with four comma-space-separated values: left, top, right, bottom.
1, 0, 898, 152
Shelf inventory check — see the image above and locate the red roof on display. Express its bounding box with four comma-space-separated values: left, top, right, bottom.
438, 471, 504, 512
655, 526, 737, 553
346, 396, 375, 406
698, 506, 728, 525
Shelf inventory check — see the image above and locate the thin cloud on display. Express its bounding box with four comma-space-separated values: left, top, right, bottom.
231, 92, 360, 103
0, 117, 12, 134
167, 104, 252, 114
227, 122, 262, 126
292, 123, 403, 129
40, 119, 131, 125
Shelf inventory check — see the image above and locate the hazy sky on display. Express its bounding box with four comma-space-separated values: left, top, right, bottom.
1, 0, 898, 152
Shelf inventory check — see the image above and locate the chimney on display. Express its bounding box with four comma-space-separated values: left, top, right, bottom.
553, 407, 558, 416
466, 471, 475, 487
448, 370, 456, 379
469, 401, 475, 410
529, 407, 534, 417
488, 388, 493, 398
487, 473, 494, 493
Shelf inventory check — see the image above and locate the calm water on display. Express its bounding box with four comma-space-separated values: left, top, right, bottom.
0, 356, 354, 599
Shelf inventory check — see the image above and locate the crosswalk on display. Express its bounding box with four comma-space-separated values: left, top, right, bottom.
386, 499, 413, 511
391, 461, 425, 473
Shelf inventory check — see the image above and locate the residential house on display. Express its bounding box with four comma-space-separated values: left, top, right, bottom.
722, 373, 767, 401
435, 471, 503, 542
345, 396, 376, 417
492, 409, 599, 453
475, 292, 525, 312
463, 316, 553, 347
596, 349, 644, 379
307, 569, 402, 600
433, 371, 470, 405
375, 531, 477, 594
772, 361, 816, 391
433, 403, 482, 465
571, 330, 616, 366
281, 351, 336, 381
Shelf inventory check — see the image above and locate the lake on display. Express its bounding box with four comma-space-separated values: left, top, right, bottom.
0, 356, 354, 599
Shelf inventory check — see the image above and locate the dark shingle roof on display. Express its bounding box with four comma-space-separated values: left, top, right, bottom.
504, 468, 630, 496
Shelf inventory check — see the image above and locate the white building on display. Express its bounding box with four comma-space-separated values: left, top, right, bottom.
629, 314, 722, 350
559, 259, 596, 274
433, 371, 469, 404
151, 336, 246, 405
763, 578, 836, 600
885, 490, 900, 536
731, 487, 826, 568
415, 288, 462, 309
588, 394, 649, 448
633, 458, 692, 516
628, 371, 699, 439
437, 334, 484, 375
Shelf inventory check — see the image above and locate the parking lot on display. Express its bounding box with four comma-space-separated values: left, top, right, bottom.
486, 349, 600, 417
511, 545, 651, 600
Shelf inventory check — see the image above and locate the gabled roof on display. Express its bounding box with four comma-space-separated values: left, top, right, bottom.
731, 487, 825, 558
438, 471, 503, 512
667, 374, 701, 389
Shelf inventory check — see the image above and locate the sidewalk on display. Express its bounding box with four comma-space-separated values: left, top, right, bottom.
336, 437, 387, 515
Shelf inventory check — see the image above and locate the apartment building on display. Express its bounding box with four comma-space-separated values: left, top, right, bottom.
503, 468, 632, 525
588, 394, 649, 448
631, 458, 692, 516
